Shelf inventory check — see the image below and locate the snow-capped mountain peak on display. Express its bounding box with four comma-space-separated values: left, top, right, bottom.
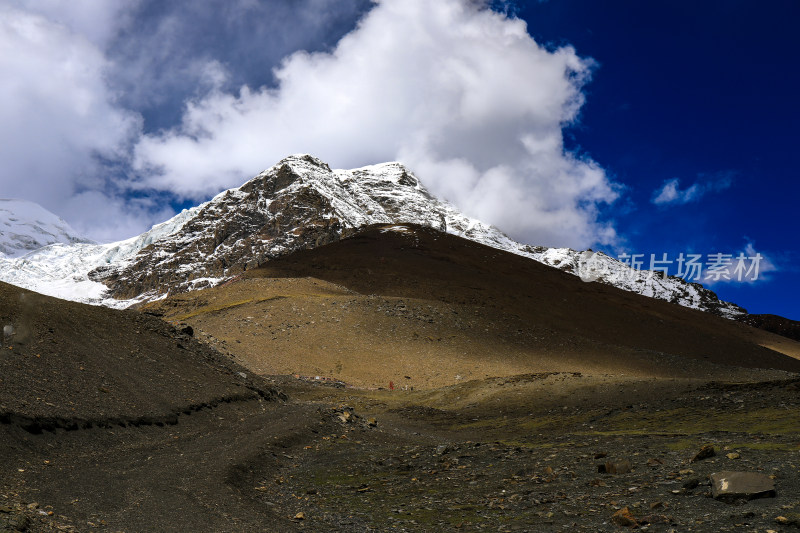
0, 199, 93, 258
0, 155, 745, 317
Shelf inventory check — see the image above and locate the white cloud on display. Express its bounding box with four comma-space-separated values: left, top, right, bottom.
652, 179, 698, 205
0, 4, 144, 240
743, 242, 777, 282
58, 191, 176, 243
134, 0, 619, 248
106, 0, 371, 121
7, 0, 138, 47
1, 0, 620, 247
652, 173, 733, 206
702, 242, 777, 285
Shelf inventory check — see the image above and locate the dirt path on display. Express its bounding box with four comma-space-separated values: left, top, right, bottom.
5, 373, 799, 532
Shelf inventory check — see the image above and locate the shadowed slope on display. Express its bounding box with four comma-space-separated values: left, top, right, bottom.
737, 313, 800, 343
149, 225, 800, 388
0, 281, 281, 425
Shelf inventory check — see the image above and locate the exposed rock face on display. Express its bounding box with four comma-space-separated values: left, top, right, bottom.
87, 155, 454, 300
1, 154, 746, 317
91, 170, 346, 299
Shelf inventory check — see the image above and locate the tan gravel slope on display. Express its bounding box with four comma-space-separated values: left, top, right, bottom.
146, 224, 800, 389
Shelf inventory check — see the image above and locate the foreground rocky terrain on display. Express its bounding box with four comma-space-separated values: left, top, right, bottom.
3, 364, 800, 531
2, 226, 800, 531
256, 372, 800, 532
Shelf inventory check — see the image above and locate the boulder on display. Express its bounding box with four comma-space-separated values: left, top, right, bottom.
611, 507, 638, 528
598, 459, 632, 474
709, 471, 775, 502
691, 444, 715, 463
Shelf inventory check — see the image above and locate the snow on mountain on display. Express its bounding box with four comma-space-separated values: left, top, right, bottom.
0, 199, 92, 258
0, 203, 205, 307
0, 155, 745, 317
525, 248, 745, 318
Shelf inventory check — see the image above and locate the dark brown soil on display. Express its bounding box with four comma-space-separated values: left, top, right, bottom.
737, 313, 800, 343
0, 281, 292, 531
0, 283, 282, 423
5, 370, 800, 532
256, 373, 800, 532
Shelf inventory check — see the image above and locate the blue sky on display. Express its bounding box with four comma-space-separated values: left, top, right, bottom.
0, 0, 797, 319
516, 0, 800, 319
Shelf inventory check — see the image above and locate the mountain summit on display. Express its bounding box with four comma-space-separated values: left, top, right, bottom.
0, 155, 743, 316
0, 199, 92, 258
88, 154, 523, 300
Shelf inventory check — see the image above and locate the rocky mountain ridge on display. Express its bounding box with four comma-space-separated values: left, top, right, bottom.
0, 155, 744, 316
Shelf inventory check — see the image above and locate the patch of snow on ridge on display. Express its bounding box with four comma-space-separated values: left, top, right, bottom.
525, 248, 745, 318
380, 225, 413, 234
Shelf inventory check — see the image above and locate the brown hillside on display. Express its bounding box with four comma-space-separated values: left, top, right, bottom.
148, 224, 800, 389
0, 281, 281, 424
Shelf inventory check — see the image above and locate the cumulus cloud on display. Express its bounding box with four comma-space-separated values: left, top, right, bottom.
106, 0, 371, 130
0, 4, 144, 239
652, 172, 733, 206
0, 0, 370, 241
1, 0, 619, 247
7, 0, 139, 47
134, 0, 619, 248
